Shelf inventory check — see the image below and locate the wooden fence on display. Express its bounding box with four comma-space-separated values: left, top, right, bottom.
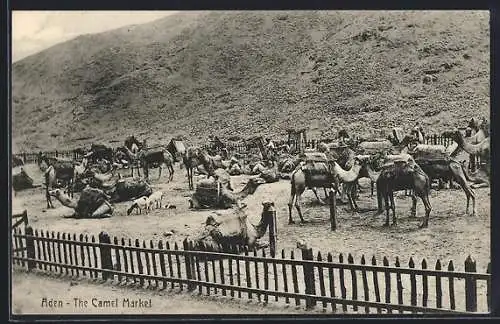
15, 149, 84, 164
12, 226, 490, 314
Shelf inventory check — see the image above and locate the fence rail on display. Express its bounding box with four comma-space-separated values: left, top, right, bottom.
12, 226, 490, 314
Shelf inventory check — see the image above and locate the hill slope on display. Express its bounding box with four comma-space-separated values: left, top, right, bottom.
12, 11, 490, 151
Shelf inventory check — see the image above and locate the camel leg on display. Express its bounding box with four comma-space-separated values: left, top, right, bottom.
311, 188, 325, 205
169, 164, 174, 182
346, 183, 358, 212
371, 181, 374, 197
452, 165, 476, 216
418, 193, 432, 228
383, 192, 390, 227
295, 193, 306, 223
287, 194, 295, 224
390, 191, 397, 226
410, 194, 417, 218
91, 201, 113, 218
376, 181, 384, 215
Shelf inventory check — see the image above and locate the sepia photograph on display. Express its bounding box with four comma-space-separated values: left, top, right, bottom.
10, 10, 491, 316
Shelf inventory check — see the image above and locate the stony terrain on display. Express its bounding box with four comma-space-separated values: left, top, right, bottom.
12, 11, 489, 152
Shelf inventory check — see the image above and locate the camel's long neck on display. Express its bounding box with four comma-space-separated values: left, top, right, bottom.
363, 163, 381, 182
253, 212, 270, 239
457, 133, 484, 155
236, 183, 254, 199
334, 162, 361, 183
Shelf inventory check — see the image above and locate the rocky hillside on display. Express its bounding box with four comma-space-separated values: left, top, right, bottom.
12, 11, 489, 151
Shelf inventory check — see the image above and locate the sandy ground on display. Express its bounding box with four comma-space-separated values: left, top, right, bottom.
12, 161, 491, 314
11, 269, 309, 315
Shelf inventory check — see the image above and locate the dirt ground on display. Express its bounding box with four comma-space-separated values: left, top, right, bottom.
11, 161, 491, 314
11, 269, 309, 315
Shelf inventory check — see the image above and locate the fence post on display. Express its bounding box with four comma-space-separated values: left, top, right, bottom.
465, 255, 478, 312
25, 226, 35, 271
98, 232, 113, 281
183, 239, 195, 291
301, 247, 316, 310
266, 202, 277, 258
329, 189, 337, 231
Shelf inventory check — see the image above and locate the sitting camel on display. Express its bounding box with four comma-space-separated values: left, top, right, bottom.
192, 201, 275, 252
189, 176, 260, 209
48, 186, 113, 218
12, 167, 41, 192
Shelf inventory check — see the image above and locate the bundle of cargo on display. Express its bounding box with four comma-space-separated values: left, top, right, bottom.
191, 178, 224, 208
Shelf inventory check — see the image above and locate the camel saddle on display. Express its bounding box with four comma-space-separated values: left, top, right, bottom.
75, 187, 111, 218
194, 179, 223, 207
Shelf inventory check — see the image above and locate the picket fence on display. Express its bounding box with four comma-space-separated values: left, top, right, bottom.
12, 225, 490, 315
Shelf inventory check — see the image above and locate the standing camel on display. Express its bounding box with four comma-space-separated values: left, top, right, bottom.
287, 157, 363, 224
183, 147, 203, 190
376, 161, 432, 228
137, 146, 175, 182
465, 118, 488, 172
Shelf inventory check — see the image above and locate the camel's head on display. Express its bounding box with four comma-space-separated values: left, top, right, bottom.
465, 127, 473, 138
296, 239, 308, 250
48, 188, 64, 198
262, 201, 275, 210
468, 118, 480, 131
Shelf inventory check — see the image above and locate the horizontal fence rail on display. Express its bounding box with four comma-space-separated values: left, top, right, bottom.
12, 226, 490, 314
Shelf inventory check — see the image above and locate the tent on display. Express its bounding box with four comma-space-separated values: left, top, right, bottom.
167, 139, 187, 161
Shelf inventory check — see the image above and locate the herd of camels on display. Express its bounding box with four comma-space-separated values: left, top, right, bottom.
20, 117, 490, 251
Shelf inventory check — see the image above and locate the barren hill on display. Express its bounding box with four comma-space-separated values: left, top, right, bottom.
12, 11, 490, 151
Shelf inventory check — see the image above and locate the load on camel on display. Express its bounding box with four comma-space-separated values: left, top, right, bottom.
48, 186, 113, 218
191, 201, 275, 252
189, 175, 260, 209
12, 167, 41, 192
376, 158, 432, 228
104, 177, 153, 203
12, 155, 24, 168
288, 152, 347, 224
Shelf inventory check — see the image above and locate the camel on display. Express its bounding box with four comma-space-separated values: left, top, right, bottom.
104, 177, 153, 203
12, 155, 24, 168
287, 155, 344, 224
48, 187, 113, 218
38, 154, 75, 209
329, 158, 364, 212
444, 129, 490, 187
189, 177, 260, 209
376, 160, 432, 228
121, 146, 142, 177
465, 118, 488, 172
124, 135, 143, 153
410, 125, 425, 144
137, 146, 175, 182
12, 167, 41, 192
192, 201, 275, 252
183, 147, 203, 190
